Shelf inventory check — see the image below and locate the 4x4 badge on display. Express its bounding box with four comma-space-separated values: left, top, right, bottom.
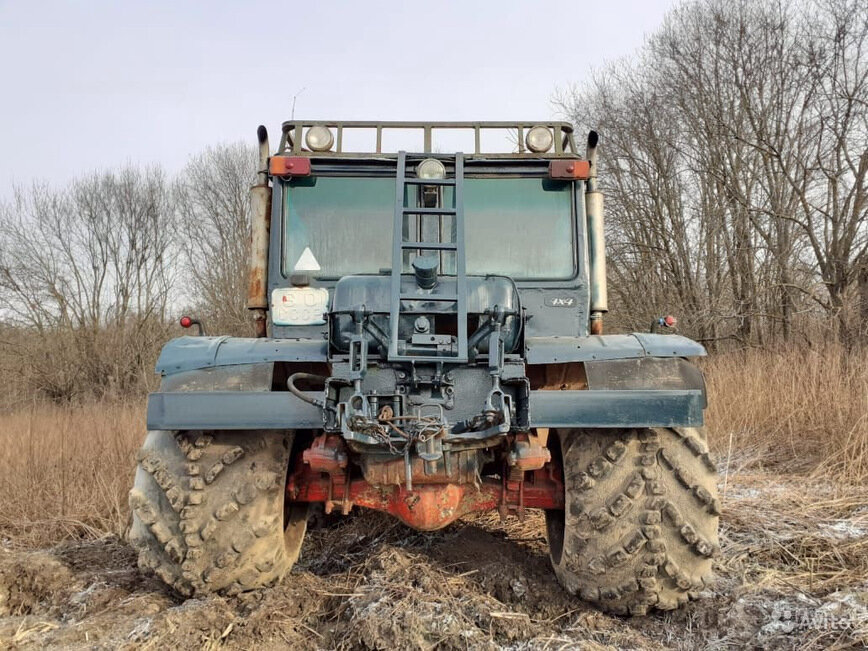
546, 296, 576, 307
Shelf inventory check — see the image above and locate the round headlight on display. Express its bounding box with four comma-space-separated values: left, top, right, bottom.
416, 158, 446, 180
305, 126, 334, 152
525, 126, 554, 153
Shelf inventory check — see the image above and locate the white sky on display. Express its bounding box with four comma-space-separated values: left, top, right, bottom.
0, 0, 677, 195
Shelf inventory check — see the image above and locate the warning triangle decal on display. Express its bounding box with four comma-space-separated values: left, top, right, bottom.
293, 247, 321, 272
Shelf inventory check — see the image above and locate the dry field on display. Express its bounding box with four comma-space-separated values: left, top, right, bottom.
0, 347, 867, 649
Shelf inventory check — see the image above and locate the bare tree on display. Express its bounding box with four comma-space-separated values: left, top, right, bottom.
556, 0, 868, 348
0, 167, 176, 401
174, 143, 258, 336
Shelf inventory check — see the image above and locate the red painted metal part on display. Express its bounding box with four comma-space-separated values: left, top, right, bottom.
286, 435, 564, 531
302, 434, 348, 474
269, 155, 312, 177
549, 158, 591, 180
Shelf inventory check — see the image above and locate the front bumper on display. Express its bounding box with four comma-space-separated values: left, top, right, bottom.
146, 388, 703, 431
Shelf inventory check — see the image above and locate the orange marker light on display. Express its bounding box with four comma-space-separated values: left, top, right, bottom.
549, 159, 591, 180
269, 156, 312, 177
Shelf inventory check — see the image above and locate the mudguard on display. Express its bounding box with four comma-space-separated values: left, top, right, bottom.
155, 336, 327, 376
525, 334, 707, 428
524, 333, 706, 364
147, 336, 327, 431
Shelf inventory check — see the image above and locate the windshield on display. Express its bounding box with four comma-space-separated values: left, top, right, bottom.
283, 176, 575, 280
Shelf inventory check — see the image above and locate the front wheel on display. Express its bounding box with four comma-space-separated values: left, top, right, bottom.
546, 427, 719, 615
128, 429, 307, 595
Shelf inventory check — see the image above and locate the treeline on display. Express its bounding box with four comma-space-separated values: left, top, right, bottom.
560, 0, 868, 348
0, 145, 258, 404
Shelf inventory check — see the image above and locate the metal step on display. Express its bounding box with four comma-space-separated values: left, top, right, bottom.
401, 207, 456, 215
402, 178, 456, 186
400, 241, 458, 251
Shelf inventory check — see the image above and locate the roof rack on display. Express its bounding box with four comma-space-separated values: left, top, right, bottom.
278, 120, 579, 159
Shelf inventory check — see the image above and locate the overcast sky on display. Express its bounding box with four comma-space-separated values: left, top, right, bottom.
0, 0, 677, 195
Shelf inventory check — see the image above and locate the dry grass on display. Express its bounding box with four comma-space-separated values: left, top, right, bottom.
703, 344, 868, 482
0, 402, 143, 548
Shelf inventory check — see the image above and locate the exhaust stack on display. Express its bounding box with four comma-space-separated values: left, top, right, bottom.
247, 125, 271, 337
585, 130, 607, 335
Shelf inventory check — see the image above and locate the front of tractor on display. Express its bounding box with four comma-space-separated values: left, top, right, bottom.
131, 121, 718, 615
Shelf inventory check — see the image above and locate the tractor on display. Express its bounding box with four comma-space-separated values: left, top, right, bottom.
129, 121, 718, 615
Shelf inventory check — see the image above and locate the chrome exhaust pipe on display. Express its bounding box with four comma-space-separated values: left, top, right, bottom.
585, 131, 607, 335
247, 125, 271, 337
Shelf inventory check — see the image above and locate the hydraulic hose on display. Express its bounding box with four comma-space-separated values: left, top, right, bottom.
287, 372, 328, 409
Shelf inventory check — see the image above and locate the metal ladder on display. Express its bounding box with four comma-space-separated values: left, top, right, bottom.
388, 151, 468, 362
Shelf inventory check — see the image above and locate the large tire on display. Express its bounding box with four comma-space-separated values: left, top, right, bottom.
546, 428, 719, 615
128, 429, 307, 596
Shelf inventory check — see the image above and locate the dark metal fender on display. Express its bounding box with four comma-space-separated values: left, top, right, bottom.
585, 357, 707, 407
155, 336, 327, 375
528, 357, 707, 428
150, 345, 327, 431
524, 333, 706, 364
147, 391, 323, 431
528, 390, 704, 428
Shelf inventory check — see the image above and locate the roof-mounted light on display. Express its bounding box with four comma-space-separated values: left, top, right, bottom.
416, 158, 446, 179
305, 126, 334, 152
526, 126, 554, 153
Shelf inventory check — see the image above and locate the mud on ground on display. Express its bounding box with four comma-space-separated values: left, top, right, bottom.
1, 473, 867, 650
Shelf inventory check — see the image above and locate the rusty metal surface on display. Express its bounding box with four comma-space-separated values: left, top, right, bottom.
508, 432, 551, 472
247, 126, 272, 333
287, 433, 564, 530
527, 363, 588, 390
288, 473, 563, 530
590, 316, 604, 335
247, 182, 270, 310
359, 449, 479, 485
302, 434, 348, 474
